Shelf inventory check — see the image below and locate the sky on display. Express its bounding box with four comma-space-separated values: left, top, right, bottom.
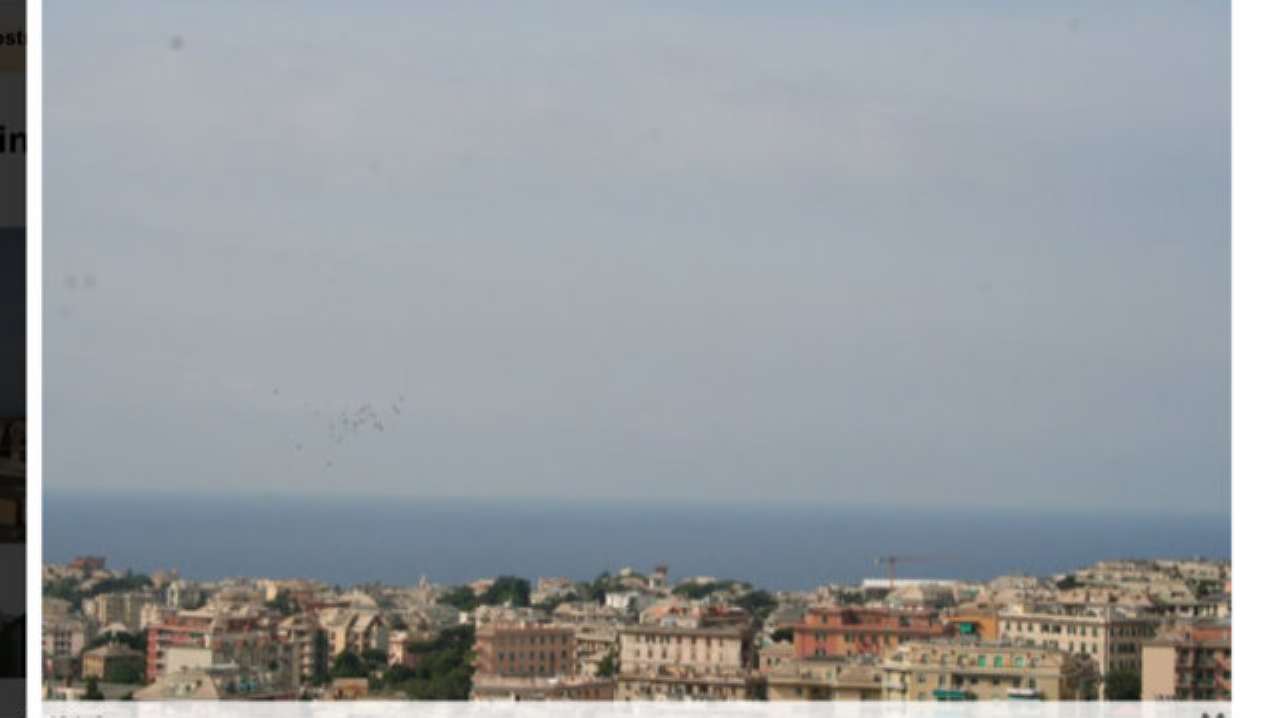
43, 2, 1229, 515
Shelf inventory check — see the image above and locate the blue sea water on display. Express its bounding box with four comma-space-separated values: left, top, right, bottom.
44, 493, 1230, 591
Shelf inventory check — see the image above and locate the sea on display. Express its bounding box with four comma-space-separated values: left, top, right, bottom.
43, 492, 1230, 592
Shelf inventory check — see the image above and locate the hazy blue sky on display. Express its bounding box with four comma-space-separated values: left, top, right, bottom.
45, 2, 1229, 514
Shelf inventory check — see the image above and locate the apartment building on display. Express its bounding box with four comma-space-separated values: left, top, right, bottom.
605, 591, 657, 614
165, 581, 205, 610
473, 622, 577, 678
765, 656, 882, 701
1141, 621, 1231, 701
997, 604, 1158, 679
881, 640, 1098, 701
41, 612, 88, 679
276, 614, 324, 687
471, 675, 616, 701
553, 601, 626, 626
616, 623, 759, 700
81, 642, 145, 681
317, 608, 387, 665
41, 612, 86, 658
83, 591, 152, 631
791, 606, 950, 659
145, 609, 294, 687
132, 664, 294, 700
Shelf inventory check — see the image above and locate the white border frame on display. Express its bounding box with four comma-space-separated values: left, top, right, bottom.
25, 0, 41, 711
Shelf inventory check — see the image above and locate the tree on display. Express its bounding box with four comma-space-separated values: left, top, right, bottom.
105, 661, 144, 685
673, 580, 742, 600
384, 664, 415, 684
480, 576, 531, 607
732, 590, 778, 623
596, 648, 618, 678
362, 648, 389, 667
87, 630, 146, 653
438, 586, 478, 612
1104, 668, 1141, 700
395, 625, 475, 700
1056, 575, 1081, 591
312, 632, 330, 684
533, 591, 578, 612
330, 651, 368, 679
771, 627, 794, 643
83, 677, 105, 701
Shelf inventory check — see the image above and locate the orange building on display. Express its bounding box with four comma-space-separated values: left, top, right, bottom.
942, 608, 1001, 641
791, 606, 951, 659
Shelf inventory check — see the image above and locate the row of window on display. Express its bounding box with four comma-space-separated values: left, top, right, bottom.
1005, 621, 1101, 637
811, 633, 893, 643
496, 650, 569, 661
909, 672, 1038, 690
492, 634, 571, 646
629, 635, 731, 647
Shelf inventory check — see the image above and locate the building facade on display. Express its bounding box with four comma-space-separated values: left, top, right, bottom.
792, 606, 950, 659
616, 624, 759, 700
471, 675, 616, 701
765, 656, 882, 701
1141, 621, 1231, 701
881, 640, 1098, 701
997, 604, 1158, 681
473, 622, 577, 678
81, 643, 145, 681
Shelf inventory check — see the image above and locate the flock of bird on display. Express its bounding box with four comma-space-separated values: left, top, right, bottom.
274, 390, 407, 470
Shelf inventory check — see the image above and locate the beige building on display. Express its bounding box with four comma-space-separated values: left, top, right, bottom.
471, 675, 616, 701
328, 677, 371, 700
318, 608, 387, 665
758, 642, 793, 674
276, 614, 324, 687
574, 624, 618, 676
881, 640, 1097, 701
1141, 621, 1231, 701
553, 601, 626, 626
83, 591, 152, 631
41, 613, 87, 660
474, 622, 577, 678
133, 664, 293, 700
81, 642, 145, 682
41, 612, 88, 679
765, 656, 882, 701
998, 604, 1157, 681
616, 624, 760, 700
